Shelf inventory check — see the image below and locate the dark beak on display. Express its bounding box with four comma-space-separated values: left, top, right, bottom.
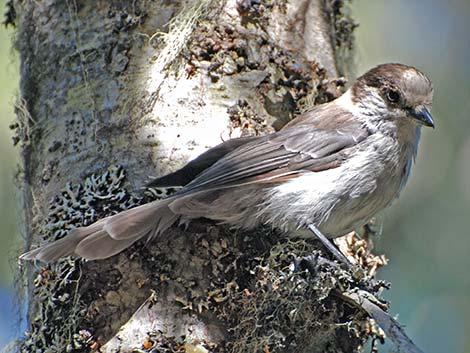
410, 107, 435, 128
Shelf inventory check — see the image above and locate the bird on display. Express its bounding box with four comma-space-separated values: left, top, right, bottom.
20, 63, 434, 263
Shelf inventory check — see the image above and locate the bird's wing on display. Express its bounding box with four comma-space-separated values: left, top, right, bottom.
174, 123, 370, 197
147, 135, 262, 187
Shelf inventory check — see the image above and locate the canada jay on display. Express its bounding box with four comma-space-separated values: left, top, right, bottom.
20, 63, 434, 263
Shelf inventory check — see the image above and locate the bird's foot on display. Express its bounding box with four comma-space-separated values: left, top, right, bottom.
294, 251, 386, 293
293, 251, 338, 275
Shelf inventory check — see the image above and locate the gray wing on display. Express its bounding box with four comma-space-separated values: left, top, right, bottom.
174, 123, 370, 197
147, 135, 261, 187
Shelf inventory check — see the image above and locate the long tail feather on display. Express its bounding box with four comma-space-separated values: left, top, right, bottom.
20, 199, 178, 262
75, 230, 143, 260
19, 225, 100, 263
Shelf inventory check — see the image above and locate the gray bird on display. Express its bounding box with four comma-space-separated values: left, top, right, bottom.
20, 63, 434, 263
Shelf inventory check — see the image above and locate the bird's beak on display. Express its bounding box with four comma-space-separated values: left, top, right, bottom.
410, 107, 435, 128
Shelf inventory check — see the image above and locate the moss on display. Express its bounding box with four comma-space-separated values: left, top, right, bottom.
20, 166, 146, 353
216, 237, 387, 353
136, 223, 388, 353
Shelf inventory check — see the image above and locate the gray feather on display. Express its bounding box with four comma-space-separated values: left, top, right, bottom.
19, 221, 105, 263
147, 135, 260, 187
104, 201, 162, 240
75, 230, 142, 260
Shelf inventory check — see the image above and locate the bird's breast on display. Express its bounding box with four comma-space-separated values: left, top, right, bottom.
261, 132, 415, 237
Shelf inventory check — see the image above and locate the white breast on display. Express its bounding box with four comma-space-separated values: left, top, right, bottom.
258, 132, 408, 237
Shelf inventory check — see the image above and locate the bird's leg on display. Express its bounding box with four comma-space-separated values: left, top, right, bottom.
307, 224, 353, 269
300, 224, 384, 293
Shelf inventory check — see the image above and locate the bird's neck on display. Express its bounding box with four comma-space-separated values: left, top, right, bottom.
335, 88, 390, 132
336, 87, 422, 161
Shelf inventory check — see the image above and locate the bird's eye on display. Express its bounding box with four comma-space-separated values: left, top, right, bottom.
386, 89, 400, 103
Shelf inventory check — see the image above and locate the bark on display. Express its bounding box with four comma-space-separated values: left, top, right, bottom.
11, 1, 382, 352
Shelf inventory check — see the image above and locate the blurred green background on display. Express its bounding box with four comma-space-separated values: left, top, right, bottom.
0, 0, 469, 351
0, 0, 21, 347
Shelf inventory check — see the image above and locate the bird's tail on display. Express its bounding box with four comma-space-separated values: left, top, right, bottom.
19, 199, 178, 263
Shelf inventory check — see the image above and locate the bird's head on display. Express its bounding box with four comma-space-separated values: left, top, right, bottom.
350, 63, 434, 129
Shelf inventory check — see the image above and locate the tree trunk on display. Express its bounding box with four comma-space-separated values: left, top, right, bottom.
12, 1, 379, 352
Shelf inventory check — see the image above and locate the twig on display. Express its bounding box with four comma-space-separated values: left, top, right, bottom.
341, 290, 424, 353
